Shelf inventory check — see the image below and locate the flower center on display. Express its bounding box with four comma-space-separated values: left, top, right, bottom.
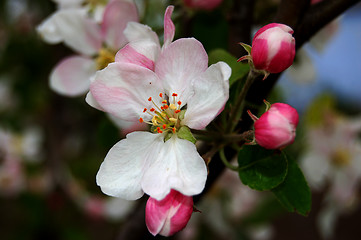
85, 0, 108, 8
139, 93, 183, 134
331, 148, 351, 167
95, 48, 116, 70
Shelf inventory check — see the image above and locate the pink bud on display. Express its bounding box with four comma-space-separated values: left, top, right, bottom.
251, 23, 296, 73
254, 103, 299, 149
183, 0, 223, 11
145, 189, 193, 237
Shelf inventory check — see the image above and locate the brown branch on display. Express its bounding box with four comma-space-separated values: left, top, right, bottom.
294, 0, 360, 49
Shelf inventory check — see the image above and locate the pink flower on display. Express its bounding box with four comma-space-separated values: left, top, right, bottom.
37, 0, 138, 96
183, 0, 223, 11
251, 23, 296, 74
146, 190, 193, 237
252, 103, 299, 149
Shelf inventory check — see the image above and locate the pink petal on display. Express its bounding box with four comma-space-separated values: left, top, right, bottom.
50, 55, 96, 96
90, 62, 164, 122
114, 43, 156, 70
163, 6, 175, 48
101, 0, 139, 50
155, 38, 208, 102
146, 190, 193, 236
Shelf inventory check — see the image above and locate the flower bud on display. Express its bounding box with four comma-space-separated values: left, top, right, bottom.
145, 189, 193, 237
254, 103, 299, 149
251, 23, 296, 73
183, 0, 223, 11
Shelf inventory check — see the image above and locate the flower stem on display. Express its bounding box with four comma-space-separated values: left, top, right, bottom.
219, 148, 239, 171
226, 69, 259, 133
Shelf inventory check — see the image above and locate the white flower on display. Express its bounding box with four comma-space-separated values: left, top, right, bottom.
37, 0, 139, 96
89, 6, 231, 200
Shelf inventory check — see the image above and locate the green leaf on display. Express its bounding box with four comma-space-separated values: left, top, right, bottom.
177, 126, 196, 144
208, 48, 249, 86
238, 145, 288, 191
271, 155, 311, 216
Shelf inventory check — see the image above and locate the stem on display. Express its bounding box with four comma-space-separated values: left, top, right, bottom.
226, 69, 259, 133
219, 148, 239, 171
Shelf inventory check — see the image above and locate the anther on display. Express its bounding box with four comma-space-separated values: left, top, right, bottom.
159, 93, 163, 98
143, 108, 147, 113
162, 100, 167, 104
148, 97, 152, 101
169, 118, 177, 123
177, 101, 182, 105
162, 124, 167, 129
172, 127, 176, 133
139, 118, 144, 123
150, 108, 155, 112
156, 127, 163, 134
163, 105, 169, 109
169, 104, 176, 110
172, 93, 178, 97
175, 110, 181, 114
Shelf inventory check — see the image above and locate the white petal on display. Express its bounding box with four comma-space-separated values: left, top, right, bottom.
51, 9, 102, 55
36, 13, 64, 44
123, 22, 160, 46
89, 62, 164, 122
50, 55, 96, 96
96, 132, 164, 200
85, 91, 104, 111
182, 62, 231, 130
300, 151, 330, 190
141, 136, 207, 200
155, 38, 208, 101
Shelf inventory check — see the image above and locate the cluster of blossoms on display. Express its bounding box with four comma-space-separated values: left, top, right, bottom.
300, 109, 361, 238
88, 5, 231, 236
39, 0, 301, 236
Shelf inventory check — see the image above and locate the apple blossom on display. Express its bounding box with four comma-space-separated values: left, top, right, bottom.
146, 190, 193, 236
300, 111, 361, 239
37, 0, 138, 96
251, 23, 296, 74
249, 102, 299, 149
183, 0, 223, 11
89, 6, 231, 201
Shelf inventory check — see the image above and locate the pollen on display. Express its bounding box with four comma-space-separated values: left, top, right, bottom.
141, 92, 184, 135
169, 104, 176, 110
156, 127, 163, 134
169, 118, 177, 123
152, 116, 159, 125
